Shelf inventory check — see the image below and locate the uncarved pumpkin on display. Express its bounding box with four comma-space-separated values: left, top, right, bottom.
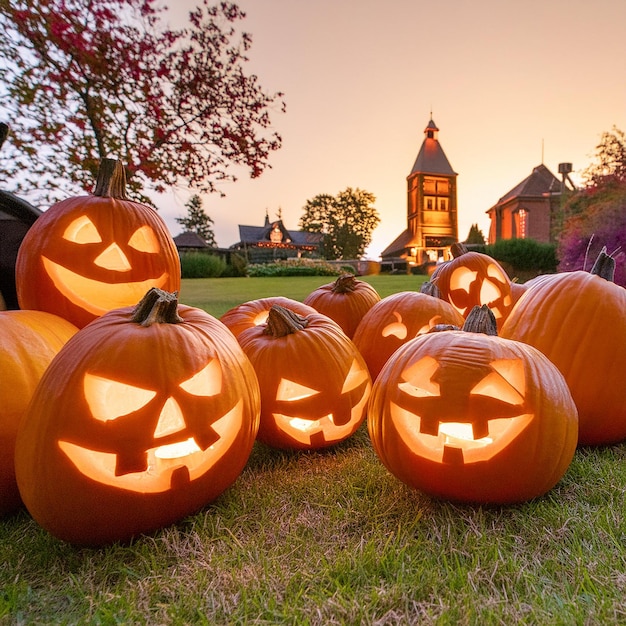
303, 274, 381, 338
0, 310, 78, 516
500, 251, 626, 445
15, 159, 181, 328
368, 306, 578, 504
237, 305, 372, 450
15, 288, 260, 545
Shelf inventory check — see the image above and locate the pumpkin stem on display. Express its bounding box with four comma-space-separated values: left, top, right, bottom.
332, 274, 358, 293
264, 305, 309, 337
131, 288, 183, 326
420, 281, 441, 298
462, 305, 498, 336
589, 247, 616, 282
93, 158, 129, 199
450, 242, 469, 258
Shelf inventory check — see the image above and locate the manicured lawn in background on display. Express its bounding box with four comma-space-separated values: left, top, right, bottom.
2, 274, 626, 624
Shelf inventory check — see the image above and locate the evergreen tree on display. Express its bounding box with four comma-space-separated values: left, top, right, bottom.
176, 195, 217, 247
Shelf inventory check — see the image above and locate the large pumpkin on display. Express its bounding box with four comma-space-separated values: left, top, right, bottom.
15, 289, 260, 545
220, 296, 318, 339
353, 291, 464, 381
428, 243, 515, 329
302, 274, 381, 338
500, 250, 626, 445
15, 159, 181, 328
237, 305, 372, 450
368, 306, 578, 504
0, 310, 78, 516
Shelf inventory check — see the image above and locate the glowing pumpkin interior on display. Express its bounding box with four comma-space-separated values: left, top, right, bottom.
42, 215, 170, 316
381, 312, 447, 340
389, 355, 533, 464
270, 359, 371, 446
58, 359, 243, 493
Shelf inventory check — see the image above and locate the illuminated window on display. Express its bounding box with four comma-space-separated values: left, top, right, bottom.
425, 197, 434, 210
518, 209, 527, 239
439, 198, 447, 211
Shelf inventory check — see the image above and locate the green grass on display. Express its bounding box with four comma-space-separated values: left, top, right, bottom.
2, 275, 626, 624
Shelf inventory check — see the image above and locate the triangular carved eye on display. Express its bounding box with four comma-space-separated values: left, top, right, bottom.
63, 216, 102, 244
398, 356, 440, 397
341, 359, 369, 393
470, 359, 525, 404
276, 379, 319, 401
179, 359, 222, 397
84, 373, 156, 422
128, 225, 160, 253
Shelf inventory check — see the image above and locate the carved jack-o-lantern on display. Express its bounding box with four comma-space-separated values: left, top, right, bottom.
220, 296, 318, 339
429, 244, 514, 329
368, 306, 578, 504
238, 305, 372, 449
353, 291, 464, 380
16, 160, 181, 328
15, 289, 260, 545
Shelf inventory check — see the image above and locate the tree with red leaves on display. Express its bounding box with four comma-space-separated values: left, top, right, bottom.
0, 0, 284, 205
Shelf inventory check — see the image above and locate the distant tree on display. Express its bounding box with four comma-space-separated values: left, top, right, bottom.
299, 188, 380, 260
582, 126, 626, 187
0, 0, 284, 205
557, 180, 626, 286
176, 194, 216, 247
464, 223, 486, 245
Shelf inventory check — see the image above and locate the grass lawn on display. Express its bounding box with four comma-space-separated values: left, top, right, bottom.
2, 275, 626, 624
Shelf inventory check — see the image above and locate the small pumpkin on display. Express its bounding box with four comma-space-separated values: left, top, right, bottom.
237, 305, 372, 450
501, 249, 626, 445
15, 159, 181, 328
368, 305, 578, 504
220, 296, 318, 339
15, 288, 260, 545
303, 274, 381, 338
352, 291, 464, 381
427, 243, 515, 329
0, 310, 78, 516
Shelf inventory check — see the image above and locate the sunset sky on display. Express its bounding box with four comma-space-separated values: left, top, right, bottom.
164, 0, 626, 258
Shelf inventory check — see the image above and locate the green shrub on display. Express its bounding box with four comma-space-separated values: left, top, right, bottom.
180, 252, 227, 278
247, 258, 343, 277
485, 238, 558, 274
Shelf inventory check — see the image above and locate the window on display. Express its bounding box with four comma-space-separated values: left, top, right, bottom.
518, 209, 527, 239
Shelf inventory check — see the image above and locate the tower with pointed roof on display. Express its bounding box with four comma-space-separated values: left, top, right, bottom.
381, 117, 458, 268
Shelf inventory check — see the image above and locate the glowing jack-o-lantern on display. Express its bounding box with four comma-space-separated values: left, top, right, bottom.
15, 289, 260, 545
238, 305, 372, 449
220, 296, 318, 339
0, 310, 78, 517
368, 306, 578, 504
428, 243, 515, 329
303, 274, 381, 338
15, 159, 181, 328
353, 291, 464, 380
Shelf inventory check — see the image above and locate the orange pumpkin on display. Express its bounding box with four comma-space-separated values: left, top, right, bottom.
501, 250, 626, 445
352, 291, 464, 381
0, 310, 78, 516
15, 159, 181, 328
368, 306, 578, 504
220, 296, 318, 339
14, 289, 260, 545
428, 243, 515, 329
237, 305, 372, 450
303, 274, 381, 338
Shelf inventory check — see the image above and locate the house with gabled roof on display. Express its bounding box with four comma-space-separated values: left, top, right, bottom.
381, 117, 458, 269
230, 212, 323, 262
486, 163, 574, 244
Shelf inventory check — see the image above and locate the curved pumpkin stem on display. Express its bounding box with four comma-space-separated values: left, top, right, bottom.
450, 242, 469, 258
264, 305, 309, 337
590, 247, 616, 282
93, 158, 129, 199
420, 280, 441, 298
332, 274, 358, 293
132, 288, 183, 326
462, 305, 498, 336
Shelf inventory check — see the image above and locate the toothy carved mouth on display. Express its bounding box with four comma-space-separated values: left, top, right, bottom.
389, 401, 533, 465
57, 401, 244, 493
43, 257, 169, 316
